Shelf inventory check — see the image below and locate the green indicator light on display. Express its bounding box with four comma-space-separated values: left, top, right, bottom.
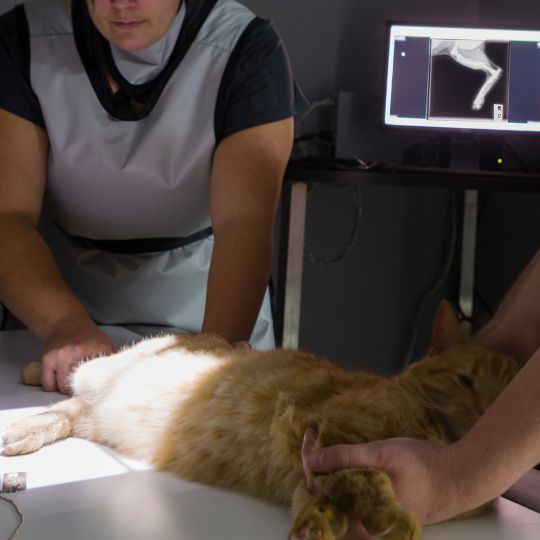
497, 158, 503, 165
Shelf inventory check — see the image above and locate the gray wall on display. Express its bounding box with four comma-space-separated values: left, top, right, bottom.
243, 0, 540, 372
0, 0, 18, 11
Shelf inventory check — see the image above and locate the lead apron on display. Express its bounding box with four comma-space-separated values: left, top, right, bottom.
26, 0, 275, 349
40, 212, 276, 350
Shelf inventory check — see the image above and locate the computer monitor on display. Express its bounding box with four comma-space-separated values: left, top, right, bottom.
384, 24, 540, 134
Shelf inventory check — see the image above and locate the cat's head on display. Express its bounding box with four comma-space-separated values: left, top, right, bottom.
399, 300, 521, 441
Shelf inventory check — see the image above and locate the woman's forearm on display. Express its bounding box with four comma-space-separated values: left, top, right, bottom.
206, 119, 292, 345
448, 348, 540, 514
473, 249, 540, 360
0, 214, 94, 340
202, 220, 273, 344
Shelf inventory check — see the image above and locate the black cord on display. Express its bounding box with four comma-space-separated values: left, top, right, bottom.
304, 182, 363, 267
503, 140, 527, 171
292, 155, 381, 172
0, 305, 7, 331
403, 191, 459, 367
293, 97, 337, 159
456, 304, 475, 325
472, 289, 494, 316
502, 139, 540, 173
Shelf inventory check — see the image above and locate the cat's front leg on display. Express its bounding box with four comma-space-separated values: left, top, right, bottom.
3, 397, 85, 455
320, 469, 421, 540
289, 481, 348, 540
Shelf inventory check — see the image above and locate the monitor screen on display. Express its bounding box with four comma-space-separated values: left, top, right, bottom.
384, 24, 540, 133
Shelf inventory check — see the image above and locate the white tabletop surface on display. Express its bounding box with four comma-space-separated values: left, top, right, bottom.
0, 329, 539, 540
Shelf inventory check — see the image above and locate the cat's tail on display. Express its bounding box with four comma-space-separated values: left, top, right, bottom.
20, 361, 42, 386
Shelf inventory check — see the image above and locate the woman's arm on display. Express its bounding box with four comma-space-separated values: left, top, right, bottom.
473, 249, 540, 360
203, 118, 294, 345
0, 109, 112, 393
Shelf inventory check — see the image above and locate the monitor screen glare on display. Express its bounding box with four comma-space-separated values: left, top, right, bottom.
384, 25, 540, 133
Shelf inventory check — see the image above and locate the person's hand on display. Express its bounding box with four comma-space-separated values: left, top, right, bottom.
233, 340, 252, 350
302, 428, 461, 527
41, 319, 114, 394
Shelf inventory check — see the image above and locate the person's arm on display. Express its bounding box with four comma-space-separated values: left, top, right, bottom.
202, 118, 293, 345
0, 109, 113, 393
473, 249, 540, 361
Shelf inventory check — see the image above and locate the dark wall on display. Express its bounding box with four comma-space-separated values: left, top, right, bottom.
243, 0, 540, 372
243, 0, 344, 102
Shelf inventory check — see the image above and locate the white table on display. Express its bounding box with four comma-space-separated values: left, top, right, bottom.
1, 330, 539, 540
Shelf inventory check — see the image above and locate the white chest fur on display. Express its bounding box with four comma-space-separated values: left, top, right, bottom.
71, 335, 224, 461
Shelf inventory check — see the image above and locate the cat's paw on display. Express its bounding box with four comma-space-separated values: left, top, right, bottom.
3, 426, 42, 455
3, 412, 72, 455
289, 500, 347, 540
289, 519, 325, 540
378, 511, 421, 540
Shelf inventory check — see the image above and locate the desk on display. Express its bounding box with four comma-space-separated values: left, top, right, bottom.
275, 160, 540, 348
1, 330, 540, 539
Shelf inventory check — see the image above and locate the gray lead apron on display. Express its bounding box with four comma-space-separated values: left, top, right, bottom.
25, 0, 275, 349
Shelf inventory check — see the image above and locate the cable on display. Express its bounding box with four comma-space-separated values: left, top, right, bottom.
472, 288, 494, 317
0, 305, 7, 332
503, 140, 527, 171
295, 97, 336, 136
304, 182, 363, 267
292, 155, 381, 172
502, 139, 540, 173
403, 191, 459, 367
0, 494, 24, 540
293, 97, 337, 159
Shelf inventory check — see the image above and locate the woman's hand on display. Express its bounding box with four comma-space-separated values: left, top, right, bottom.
233, 340, 252, 350
302, 428, 463, 527
41, 319, 114, 394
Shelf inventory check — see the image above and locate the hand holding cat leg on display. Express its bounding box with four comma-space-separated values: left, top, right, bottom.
3, 397, 86, 455
289, 481, 350, 540
302, 428, 458, 525
318, 469, 421, 540
302, 429, 420, 539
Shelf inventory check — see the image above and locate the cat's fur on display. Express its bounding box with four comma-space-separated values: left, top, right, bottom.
2, 301, 520, 540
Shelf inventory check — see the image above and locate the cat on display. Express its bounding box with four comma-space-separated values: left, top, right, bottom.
2, 300, 520, 540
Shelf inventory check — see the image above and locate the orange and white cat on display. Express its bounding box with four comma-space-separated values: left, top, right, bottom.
2, 301, 520, 540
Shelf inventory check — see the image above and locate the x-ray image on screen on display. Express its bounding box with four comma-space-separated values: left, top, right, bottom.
385, 25, 540, 133
429, 40, 509, 120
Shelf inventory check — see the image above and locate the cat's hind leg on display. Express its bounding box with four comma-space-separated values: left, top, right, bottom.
3, 397, 86, 455
289, 481, 348, 540
320, 469, 421, 540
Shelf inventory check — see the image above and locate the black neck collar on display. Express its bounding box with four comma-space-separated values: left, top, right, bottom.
71, 0, 219, 121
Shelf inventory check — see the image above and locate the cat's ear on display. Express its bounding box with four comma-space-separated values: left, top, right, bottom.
431, 300, 464, 353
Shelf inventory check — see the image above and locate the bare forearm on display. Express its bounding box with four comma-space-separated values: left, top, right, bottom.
206, 119, 293, 343
0, 214, 94, 340
450, 349, 540, 512
202, 221, 273, 344
473, 249, 540, 360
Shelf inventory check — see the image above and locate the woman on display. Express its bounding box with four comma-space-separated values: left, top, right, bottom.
0, 0, 306, 393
